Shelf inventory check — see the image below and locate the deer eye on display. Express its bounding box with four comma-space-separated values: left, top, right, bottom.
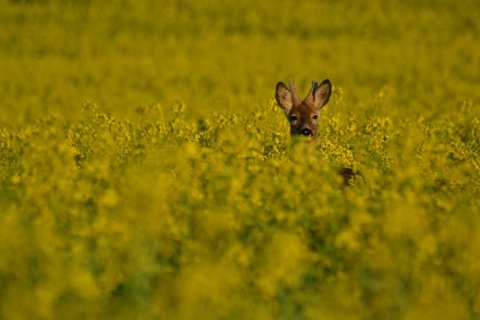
290, 114, 298, 123
313, 114, 319, 120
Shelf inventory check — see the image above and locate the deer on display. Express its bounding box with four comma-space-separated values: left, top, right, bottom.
275, 79, 355, 186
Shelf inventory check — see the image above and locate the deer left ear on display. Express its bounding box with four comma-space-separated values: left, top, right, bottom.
314, 79, 332, 109
275, 82, 293, 113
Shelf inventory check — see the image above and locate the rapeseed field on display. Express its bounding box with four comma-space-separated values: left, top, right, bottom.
1, 0, 479, 319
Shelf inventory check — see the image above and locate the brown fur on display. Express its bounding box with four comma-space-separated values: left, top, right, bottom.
275, 79, 357, 186
275, 79, 331, 140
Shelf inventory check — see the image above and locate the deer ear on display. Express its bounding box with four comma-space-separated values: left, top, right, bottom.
275, 82, 293, 113
314, 79, 332, 109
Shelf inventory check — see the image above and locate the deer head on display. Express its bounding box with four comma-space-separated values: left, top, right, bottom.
275, 79, 332, 140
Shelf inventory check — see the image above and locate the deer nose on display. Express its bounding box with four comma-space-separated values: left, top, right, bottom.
300, 128, 312, 136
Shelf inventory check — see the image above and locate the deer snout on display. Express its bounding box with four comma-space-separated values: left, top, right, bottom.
299, 127, 313, 136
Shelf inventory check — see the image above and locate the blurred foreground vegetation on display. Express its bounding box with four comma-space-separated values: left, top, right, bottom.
1, 0, 480, 319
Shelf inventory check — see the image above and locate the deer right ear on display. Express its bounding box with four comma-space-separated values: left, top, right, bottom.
314, 79, 332, 109
275, 82, 293, 113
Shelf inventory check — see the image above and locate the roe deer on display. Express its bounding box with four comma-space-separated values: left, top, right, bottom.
275, 79, 355, 185
275, 79, 332, 139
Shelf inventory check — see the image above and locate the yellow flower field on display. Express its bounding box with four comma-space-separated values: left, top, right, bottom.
0, 0, 479, 319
